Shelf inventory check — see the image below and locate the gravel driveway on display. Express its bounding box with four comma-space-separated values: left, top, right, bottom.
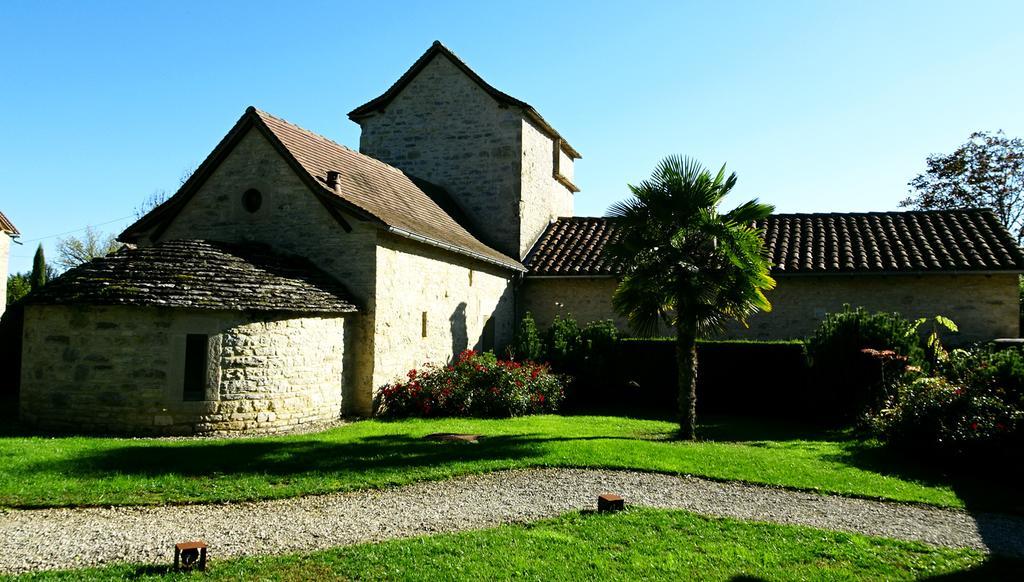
2, 468, 1022, 574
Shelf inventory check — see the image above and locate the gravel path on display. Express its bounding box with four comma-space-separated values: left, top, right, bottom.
2, 468, 1022, 574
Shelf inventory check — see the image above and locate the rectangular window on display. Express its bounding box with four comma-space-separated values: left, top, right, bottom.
183, 334, 208, 401
421, 312, 429, 338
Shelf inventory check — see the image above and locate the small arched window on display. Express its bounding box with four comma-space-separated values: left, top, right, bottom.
242, 189, 263, 213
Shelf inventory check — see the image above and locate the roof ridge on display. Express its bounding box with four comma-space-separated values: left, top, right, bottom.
767, 208, 995, 218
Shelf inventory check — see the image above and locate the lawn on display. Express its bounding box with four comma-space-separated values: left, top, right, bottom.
10, 508, 1020, 581
0, 415, 982, 509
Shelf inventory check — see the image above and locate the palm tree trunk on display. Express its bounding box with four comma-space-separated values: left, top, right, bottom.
676, 316, 698, 440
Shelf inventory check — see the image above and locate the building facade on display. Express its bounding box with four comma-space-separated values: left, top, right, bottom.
17, 42, 1024, 435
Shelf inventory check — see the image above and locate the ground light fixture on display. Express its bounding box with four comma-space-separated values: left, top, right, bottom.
598, 493, 625, 512
174, 540, 208, 571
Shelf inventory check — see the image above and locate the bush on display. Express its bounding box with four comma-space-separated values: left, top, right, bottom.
806, 306, 923, 421
869, 375, 1022, 457
943, 346, 1024, 408
511, 312, 544, 362
545, 315, 582, 370
375, 350, 565, 418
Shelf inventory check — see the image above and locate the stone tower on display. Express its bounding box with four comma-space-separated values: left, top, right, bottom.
349, 41, 580, 260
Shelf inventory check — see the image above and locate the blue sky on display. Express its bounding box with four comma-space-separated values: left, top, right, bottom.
3, 0, 1023, 273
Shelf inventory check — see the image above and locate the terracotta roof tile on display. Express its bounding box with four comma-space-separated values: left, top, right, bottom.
525, 209, 1024, 276
0, 211, 18, 235
26, 239, 358, 314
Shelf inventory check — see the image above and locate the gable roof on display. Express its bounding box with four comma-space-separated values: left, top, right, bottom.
119, 107, 523, 272
0, 211, 18, 236
524, 209, 1024, 277
25, 239, 359, 314
348, 41, 581, 160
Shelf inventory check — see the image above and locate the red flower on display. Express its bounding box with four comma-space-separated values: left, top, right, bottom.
407, 369, 418, 380
970, 422, 979, 431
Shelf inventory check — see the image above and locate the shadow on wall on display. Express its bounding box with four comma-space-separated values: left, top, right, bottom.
450, 302, 468, 359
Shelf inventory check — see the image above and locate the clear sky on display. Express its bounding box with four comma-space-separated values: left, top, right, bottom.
3, 0, 1022, 273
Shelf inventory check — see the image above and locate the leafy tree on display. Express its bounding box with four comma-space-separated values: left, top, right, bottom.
6, 272, 30, 305
30, 244, 47, 291
606, 156, 775, 439
55, 226, 121, 271
901, 131, 1024, 243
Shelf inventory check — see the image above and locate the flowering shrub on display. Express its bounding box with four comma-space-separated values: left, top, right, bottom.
869, 376, 1021, 456
375, 350, 565, 418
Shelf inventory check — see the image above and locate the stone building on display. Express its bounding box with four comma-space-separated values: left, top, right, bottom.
522, 211, 1024, 344
18, 41, 1024, 434
0, 211, 18, 318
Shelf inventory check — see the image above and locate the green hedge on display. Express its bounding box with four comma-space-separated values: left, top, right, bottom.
569, 338, 811, 417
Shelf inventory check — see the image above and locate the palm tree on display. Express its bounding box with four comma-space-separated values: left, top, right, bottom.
606, 156, 776, 439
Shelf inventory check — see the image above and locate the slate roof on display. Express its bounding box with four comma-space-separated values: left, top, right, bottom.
119, 107, 522, 272
25, 239, 359, 314
524, 209, 1024, 277
0, 211, 18, 236
348, 41, 580, 160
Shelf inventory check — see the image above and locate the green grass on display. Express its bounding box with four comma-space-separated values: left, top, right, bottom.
9, 508, 1020, 581
0, 415, 987, 509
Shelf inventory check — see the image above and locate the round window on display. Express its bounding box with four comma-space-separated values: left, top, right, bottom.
242, 189, 263, 213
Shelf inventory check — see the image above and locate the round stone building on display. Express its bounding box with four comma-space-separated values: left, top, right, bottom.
19, 239, 358, 436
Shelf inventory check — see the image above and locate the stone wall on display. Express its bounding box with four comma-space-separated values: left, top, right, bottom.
520, 119, 574, 258
0, 232, 9, 318
721, 273, 1020, 344
20, 305, 347, 435
520, 277, 631, 330
522, 273, 1020, 344
357, 54, 524, 258
372, 233, 515, 395
356, 54, 576, 260
146, 127, 379, 414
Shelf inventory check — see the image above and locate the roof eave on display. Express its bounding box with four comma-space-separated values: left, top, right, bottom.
386, 226, 524, 273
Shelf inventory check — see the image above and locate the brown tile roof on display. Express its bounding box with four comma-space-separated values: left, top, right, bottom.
26, 239, 358, 314
120, 107, 523, 272
524, 217, 622, 277
525, 209, 1024, 277
0, 211, 18, 235
348, 41, 580, 160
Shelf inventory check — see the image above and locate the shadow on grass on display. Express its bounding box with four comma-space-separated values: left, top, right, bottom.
921, 556, 1024, 580
20, 432, 554, 480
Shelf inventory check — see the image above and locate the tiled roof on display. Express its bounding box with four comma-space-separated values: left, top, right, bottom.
26, 239, 359, 314
0, 211, 18, 235
524, 217, 622, 276
524, 209, 1024, 277
348, 41, 580, 159
120, 108, 523, 272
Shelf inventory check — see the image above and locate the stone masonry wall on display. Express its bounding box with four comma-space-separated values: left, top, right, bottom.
19, 305, 346, 435
523, 273, 1020, 344
520, 118, 574, 258
0, 232, 9, 319
148, 127, 378, 413
372, 233, 515, 394
356, 54, 525, 259
520, 277, 630, 330
721, 273, 1020, 344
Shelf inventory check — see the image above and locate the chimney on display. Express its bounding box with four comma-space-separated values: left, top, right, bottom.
326, 171, 341, 190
